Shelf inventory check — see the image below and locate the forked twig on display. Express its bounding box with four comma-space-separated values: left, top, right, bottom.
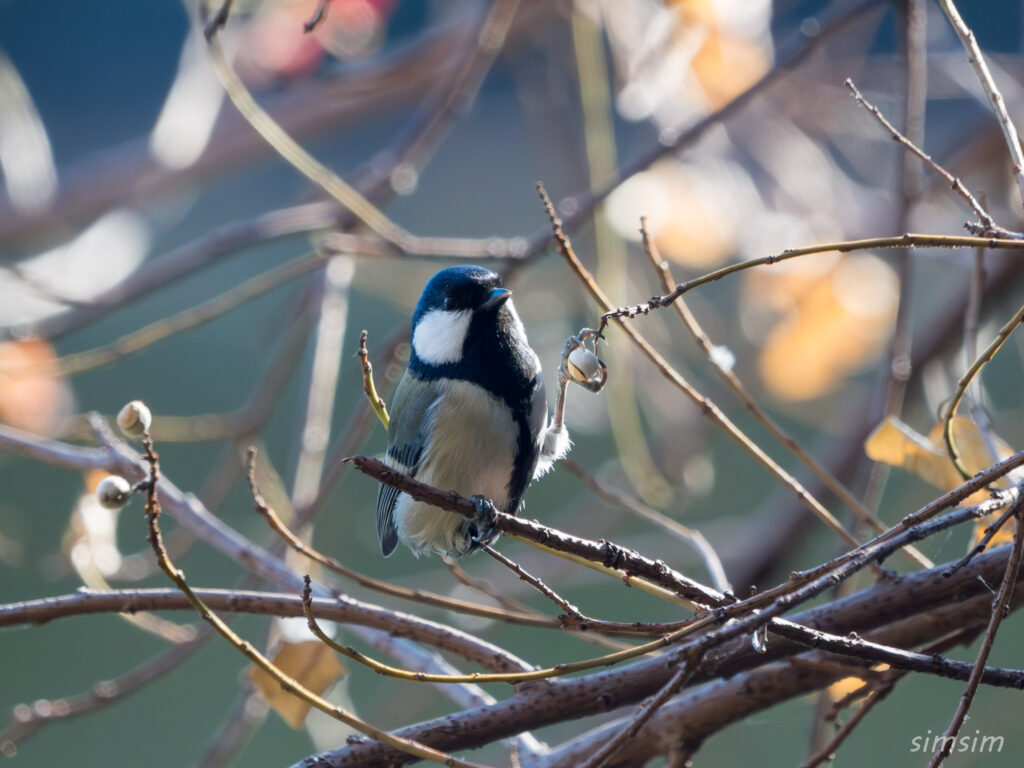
481, 545, 586, 627
637, 217, 932, 570
578, 652, 703, 768
535, 182, 863, 553
845, 78, 1014, 236
927, 495, 1024, 767
942, 300, 1024, 480
140, 432, 491, 768
938, 0, 1024, 210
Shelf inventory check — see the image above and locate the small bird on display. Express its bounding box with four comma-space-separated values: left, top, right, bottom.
376, 265, 568, 558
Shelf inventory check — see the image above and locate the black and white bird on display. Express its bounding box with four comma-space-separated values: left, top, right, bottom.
376, 265, 568, 558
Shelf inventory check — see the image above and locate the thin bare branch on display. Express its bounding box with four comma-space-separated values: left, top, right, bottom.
845, 78, 1010, 235
927, 497, 1024, 768
537, 182, 863, 553
637, 218, 931, 571
937, 0, 1024, 209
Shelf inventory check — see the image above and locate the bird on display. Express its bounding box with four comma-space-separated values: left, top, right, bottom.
376, 265, 568, 558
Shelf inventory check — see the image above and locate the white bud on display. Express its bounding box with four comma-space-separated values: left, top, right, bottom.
96, 475, 133, 509
567, 347, 603, 383
116, 400, 152, 439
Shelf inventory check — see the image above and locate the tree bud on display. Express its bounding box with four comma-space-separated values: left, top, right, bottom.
116, 400, 152, 439
96, 475, 132, 509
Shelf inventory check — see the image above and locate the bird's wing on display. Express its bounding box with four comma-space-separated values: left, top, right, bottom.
376, 371, 440, 556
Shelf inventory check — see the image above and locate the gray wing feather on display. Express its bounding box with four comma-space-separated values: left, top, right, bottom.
376, 372, 440, 556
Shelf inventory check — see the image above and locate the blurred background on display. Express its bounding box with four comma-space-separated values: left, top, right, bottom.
1, 0, 1023, 765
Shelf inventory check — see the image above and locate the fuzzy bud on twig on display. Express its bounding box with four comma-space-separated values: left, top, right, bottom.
96, 475, 133, 509
116, 400, 152, 439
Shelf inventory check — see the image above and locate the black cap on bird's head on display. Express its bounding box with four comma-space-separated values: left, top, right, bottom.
409, 265, 526, 372
413, 265, 510, 321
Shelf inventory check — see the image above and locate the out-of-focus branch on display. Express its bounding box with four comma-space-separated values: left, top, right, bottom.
0, 627, 211, 750
289, 258, 354, 510
0, 17, 485, 245
560, 458, 730, 593
0, 251, 328, 377
201, 0, 523, 258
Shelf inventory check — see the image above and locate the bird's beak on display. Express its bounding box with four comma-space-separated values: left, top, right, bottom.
481, 287, 512, 311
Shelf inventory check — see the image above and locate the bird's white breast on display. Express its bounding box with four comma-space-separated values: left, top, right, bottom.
393, 378, 517, 556
412, 309, 472, 365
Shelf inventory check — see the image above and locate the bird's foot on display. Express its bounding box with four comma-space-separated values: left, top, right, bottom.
466, 494, 500, 550
558, 328, 608, 393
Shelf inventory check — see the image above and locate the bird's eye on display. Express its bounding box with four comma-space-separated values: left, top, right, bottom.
443, 296, 454, 310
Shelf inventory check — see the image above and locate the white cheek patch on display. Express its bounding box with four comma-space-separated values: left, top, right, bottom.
412, 309, 472, 365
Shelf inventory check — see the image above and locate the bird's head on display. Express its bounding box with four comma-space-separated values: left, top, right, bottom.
410, 265, 520, 368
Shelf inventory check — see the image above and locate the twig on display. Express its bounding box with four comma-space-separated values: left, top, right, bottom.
600, 233, 1024, 326
962, 244, 1004, 470
139, 427, 492, 768
296, 323, 406, 525
347, 452, 1024, 666
514, 536, 695, 610
303, 0, 332, 33
637, 219, 931, 571
202, 0, 234, 40
245, 446, 570, 630
571, 1, 672, 504
201, 11, 521, 260
358, 329, 390, 430
560, 458, 731, 593
314, 545, 1024, 768
928, 497, 1024, 767
579, 654, 702, 768
0, 251, 328, 377
937, 0, 1024, 210
845, 78, 1007, 235
444, 559, 534, 615
481, 545, 586, 627
536, 183, 864, 553
943, 299, 1024, 479
302, 573, 707, 686
348, 454, 726, 607
804, 676, 895, 768
944, 502, 1017, 577
801, 626, 982, 768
